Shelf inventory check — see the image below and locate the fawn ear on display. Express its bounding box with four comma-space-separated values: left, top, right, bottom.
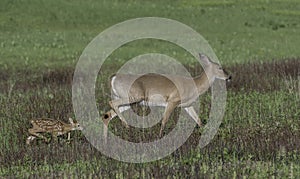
199, 53, 211, 67
69, 118, 74, 124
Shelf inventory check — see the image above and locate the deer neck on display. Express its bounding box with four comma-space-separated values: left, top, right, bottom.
194, 71, 214, 95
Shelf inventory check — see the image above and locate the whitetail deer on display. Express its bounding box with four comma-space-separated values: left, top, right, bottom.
26, 117, 83, 144
102, 53, 231, 137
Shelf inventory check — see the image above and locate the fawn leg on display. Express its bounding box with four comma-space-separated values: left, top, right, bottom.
28, 128, 49, 142
26, 136, 36, 145
67, 132, 71, 141
49, 131, 61, 143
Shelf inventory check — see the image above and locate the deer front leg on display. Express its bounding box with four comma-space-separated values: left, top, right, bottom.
160, 102, 178, 137
184, 106, 202, 127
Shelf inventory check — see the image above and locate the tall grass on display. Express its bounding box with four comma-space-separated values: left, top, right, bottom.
0, 59, 299, 177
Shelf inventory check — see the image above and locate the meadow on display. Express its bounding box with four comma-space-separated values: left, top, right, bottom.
0, 0, 299, 178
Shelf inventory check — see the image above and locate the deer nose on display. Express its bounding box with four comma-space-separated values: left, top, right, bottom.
226, 75, 232, 82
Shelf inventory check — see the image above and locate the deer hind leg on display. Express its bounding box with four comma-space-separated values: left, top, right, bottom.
184, 106, 202, 127
109, 98, 131, 128
160, 102, 178, 137
108, 97, 143, 128
102, 106, 131, 141
28, 128, 49, 143
102, 109, 116, 142
103, 106, 130, 127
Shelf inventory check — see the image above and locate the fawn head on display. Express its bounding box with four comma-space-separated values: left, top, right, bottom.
69, 118, 83, 131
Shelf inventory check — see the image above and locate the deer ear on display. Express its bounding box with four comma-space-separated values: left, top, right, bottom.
199, 53, 211, 67
69, 118, 74, 124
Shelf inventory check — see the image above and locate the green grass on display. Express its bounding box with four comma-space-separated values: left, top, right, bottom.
1, 65, 299, 177
1, 0, 300, 70
0, 0, 300, 178
1, 156, 300, 178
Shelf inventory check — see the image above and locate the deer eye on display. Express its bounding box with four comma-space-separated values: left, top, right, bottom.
219, 67, 222, 70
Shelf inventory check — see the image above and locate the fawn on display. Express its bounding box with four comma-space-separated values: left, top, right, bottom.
26, 117, 83, 145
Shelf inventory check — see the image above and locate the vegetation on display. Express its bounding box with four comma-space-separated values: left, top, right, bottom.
1, 0, 299, 178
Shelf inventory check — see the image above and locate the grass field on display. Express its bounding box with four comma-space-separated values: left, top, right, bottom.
1, 0, 299, 178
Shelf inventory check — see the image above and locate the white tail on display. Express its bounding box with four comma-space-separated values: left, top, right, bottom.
26, 117, 83, 144
102, 53, 231, 137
